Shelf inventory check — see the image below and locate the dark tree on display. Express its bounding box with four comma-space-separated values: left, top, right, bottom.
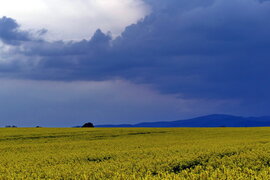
5, 125, 17, 128
82, 122, 94, 128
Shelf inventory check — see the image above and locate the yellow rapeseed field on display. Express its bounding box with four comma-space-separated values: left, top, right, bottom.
1, 127, 270, 179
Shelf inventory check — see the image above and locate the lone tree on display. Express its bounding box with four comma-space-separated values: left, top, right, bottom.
82, 122, 94, 128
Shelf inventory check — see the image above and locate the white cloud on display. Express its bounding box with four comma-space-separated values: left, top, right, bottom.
0, 0, 149, 41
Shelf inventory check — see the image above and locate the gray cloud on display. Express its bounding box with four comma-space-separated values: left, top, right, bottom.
1, 0, 270, 115
0, 79, 228, 127
0, 16, 30, 45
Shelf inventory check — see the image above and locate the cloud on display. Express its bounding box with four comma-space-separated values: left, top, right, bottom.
0, 0, 149, 40
0, 17, 30, 45
1, 0, 270, 116
0, 79, 231, 127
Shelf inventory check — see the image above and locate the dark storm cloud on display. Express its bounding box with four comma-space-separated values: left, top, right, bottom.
111, 0, 270, 100
1, 0, 270, 112
0, 16, 30, 45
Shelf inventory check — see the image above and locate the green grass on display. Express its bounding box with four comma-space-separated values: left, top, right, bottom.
1, 127, 270, 179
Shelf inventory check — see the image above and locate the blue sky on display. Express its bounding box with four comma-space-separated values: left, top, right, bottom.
0, 0, 270, 127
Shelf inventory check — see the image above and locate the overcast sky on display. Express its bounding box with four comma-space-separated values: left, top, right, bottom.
0, 0, 270, 127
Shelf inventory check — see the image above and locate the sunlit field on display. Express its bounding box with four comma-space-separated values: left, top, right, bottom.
1, 128, 270, 179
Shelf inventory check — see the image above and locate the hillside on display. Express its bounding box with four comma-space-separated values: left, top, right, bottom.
96, 114, 270, 127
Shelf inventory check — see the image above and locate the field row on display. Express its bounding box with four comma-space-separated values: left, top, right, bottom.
1, 128, 270, 179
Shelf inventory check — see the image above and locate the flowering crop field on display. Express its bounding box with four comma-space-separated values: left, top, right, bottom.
1, 128, 270, 179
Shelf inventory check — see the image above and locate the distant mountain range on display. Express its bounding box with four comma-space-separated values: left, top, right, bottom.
95, 114, 270, 127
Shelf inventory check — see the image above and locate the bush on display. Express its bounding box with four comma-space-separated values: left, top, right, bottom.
5, 125, 17, 128
82, 122, 94, 128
